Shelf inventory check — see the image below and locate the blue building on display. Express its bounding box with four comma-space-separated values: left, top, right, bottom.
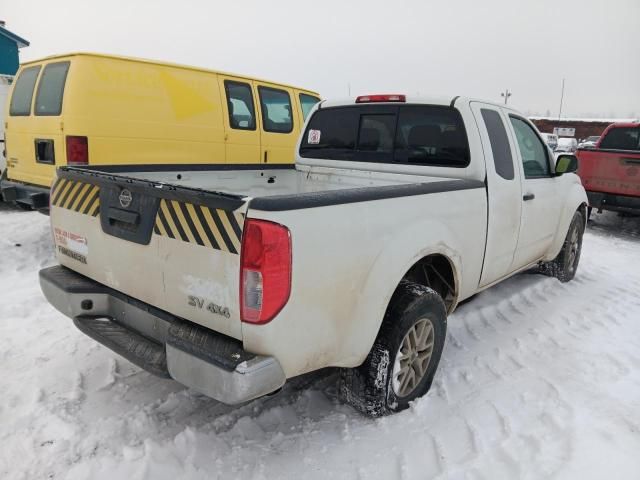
0, 21, 29, 76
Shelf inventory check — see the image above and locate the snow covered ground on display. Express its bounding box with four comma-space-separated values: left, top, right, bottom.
1, 203, 639, 480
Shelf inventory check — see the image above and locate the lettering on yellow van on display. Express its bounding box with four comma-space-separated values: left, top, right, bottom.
0, 53, 320, 210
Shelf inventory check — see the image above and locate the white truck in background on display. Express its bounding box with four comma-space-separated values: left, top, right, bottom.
40, 94, 587, 416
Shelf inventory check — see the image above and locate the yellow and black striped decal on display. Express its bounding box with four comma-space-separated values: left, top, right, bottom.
50, 178, 100, 217
153, 199, 244, 255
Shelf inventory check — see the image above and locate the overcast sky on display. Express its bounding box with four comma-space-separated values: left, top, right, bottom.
4, 0, 640, 118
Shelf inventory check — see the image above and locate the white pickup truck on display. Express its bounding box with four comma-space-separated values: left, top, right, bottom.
40, 94, 587, 416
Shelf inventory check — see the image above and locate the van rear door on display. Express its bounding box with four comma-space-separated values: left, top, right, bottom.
255, 82, 299, 164
218, 75, 260, 164
6, 61, 70, 188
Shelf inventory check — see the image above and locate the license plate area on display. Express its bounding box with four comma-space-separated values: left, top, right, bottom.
99, 186, 160, 245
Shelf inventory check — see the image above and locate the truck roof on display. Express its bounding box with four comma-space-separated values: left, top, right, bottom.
320, 95, 521, 113
604, 122, 640, 128
19, 52, 320, 96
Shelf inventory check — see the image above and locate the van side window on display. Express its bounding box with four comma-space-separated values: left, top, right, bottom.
509, 116, 550, 178
258, 87, 293, 133
481, 108, 514, 180
224, 81, 256, 130
300, 93, 320, 120
35, 62, 70, 116
9, 66, 41, 116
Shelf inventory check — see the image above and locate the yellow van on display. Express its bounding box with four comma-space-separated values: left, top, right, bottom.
1, 53, 320, 209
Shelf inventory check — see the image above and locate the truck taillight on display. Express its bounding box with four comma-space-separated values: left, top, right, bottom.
240, 219, 291, 324
356, 94, 406, 103
66, 136, 88, 165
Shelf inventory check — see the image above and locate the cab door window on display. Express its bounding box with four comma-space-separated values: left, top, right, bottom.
9, 65, 41, 116
509, 116, 550, 178
258, 86, 293, 133
224, 81, 256, 130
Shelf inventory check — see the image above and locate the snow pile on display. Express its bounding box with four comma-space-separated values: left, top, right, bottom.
1, 203, 639, 479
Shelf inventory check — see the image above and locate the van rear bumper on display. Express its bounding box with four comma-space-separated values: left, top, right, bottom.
39, 265, 286, 404
587, 191, 640, 214
0, 178, 50, 209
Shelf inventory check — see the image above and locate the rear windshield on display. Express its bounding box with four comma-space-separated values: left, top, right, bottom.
299, 104, 470, 167
599, 127, 640, 151
9, 66, 41, 116
34, 62, 70, 116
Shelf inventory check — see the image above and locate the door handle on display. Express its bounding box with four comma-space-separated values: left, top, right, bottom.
523, 193, 535, 201
263, 150, 268, 163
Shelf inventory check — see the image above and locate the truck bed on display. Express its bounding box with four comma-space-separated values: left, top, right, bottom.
50, 164, 483, 344
80, 163, 463, 201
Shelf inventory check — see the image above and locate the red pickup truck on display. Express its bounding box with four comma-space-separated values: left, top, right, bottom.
576, 122, 640, 215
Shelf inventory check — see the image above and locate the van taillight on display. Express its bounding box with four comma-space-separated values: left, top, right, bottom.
240, 219, 291, 324
66, 136, 88, 165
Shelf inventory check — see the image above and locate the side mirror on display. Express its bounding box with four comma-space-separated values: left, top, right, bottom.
555, 154, 578, 175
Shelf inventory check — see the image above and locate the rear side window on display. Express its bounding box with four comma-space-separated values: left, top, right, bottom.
258, 87, 293, 133
300, 93, 320, 120
481, 108, 514, 180
224, 81, 256, 130
34, 62, 70, 116
599, 127, 640, 151
9, 66, 41, 116
300, 104, 470, 167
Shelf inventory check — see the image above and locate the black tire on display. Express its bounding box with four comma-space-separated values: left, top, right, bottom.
544, 211, 585, 283
339, 281, 447, 417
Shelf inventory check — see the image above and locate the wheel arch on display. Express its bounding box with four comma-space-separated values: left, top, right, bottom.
345, 238, 464, 368
545, 181, 589, 261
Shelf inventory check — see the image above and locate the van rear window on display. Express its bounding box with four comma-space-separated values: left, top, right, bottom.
34, 62, 70, 116
599, 127, 640, 151
300, 104, 470, 167
9, 66, 41, 116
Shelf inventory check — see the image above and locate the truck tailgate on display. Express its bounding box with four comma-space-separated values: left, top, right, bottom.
577, 149, 640, 197
49, 167, 248, 340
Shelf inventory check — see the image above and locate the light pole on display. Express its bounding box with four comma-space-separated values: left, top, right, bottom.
501, 89, 512, 104
558, 78, 565, 120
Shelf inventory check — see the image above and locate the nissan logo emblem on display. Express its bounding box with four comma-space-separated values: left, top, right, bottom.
119, 189, 133, 208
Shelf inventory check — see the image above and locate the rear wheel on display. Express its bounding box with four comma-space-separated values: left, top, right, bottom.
339, 281, 447, 417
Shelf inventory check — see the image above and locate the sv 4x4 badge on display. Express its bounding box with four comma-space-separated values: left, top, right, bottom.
187, 295, 230, 318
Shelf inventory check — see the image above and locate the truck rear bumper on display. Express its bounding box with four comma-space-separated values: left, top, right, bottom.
0, 178, 50, 209
587, 191, 640, 214
39, 265, 286, 404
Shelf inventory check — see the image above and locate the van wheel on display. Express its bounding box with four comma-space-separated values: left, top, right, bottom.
14, 202, 33, 211
339, 281, 447, 417
542, 211, 584, 283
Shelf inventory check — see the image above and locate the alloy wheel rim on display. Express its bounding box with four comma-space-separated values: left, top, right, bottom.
568, 227, 580, 269
392, 318, 435, 398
